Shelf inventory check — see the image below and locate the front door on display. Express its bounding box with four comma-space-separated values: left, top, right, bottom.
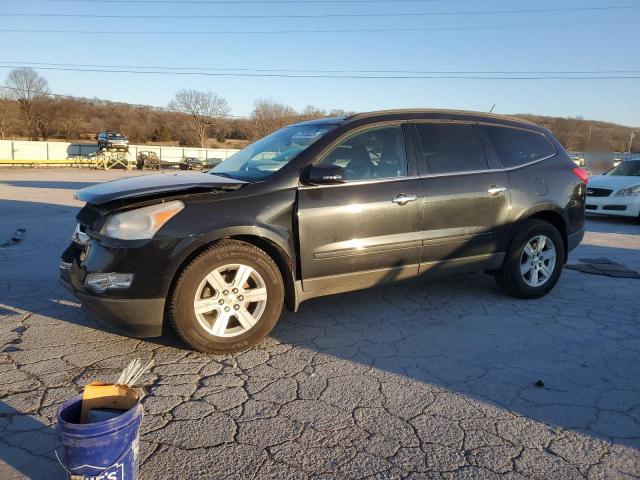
412, 122, 511, 271
297, 124, 423, 292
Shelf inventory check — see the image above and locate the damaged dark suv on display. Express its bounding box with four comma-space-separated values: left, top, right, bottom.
60, 110, 586, 353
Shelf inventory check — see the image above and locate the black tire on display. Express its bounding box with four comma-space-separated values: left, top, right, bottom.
168, 240, 284, 353
495, 219, 565, 299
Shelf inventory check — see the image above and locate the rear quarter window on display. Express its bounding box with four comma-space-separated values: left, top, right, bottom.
482, 125, 556, 168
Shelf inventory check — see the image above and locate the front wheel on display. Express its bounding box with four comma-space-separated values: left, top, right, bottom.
168, 240, 284, 353
495, 219, 565, 299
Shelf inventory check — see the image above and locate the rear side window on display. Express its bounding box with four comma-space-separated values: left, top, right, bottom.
415, 123, 488, 174
483, 125, 556, 168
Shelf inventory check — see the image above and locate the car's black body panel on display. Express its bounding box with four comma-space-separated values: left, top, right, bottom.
61, 109, 586, 338
60, 277, 164, 337
418, 170, 511, 265
298, 177, 423, 289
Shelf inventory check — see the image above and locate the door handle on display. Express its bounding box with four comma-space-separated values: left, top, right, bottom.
487, 186, 507, 195
392, 194, 418, 205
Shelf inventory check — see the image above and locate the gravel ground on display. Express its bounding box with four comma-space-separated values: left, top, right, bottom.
1, 168, 639, 479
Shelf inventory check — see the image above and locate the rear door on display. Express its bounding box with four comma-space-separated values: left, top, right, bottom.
297, 124, 424, 292
413, 122, 511, 272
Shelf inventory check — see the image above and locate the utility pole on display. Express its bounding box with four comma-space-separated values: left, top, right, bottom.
629, 131, 635, 154
586, 126, 592, 151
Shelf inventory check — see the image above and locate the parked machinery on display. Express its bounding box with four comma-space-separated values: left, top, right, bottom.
179, 157, 223, 170
136, 151, 161, 170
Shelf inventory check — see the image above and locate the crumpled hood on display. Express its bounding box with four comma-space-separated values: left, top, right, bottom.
75, 171, 246, 205
587, 175, 640, 191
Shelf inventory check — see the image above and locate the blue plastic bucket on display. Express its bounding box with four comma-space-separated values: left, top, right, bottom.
55, 394, 143, 480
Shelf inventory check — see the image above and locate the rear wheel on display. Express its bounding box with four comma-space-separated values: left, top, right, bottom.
495, 219, 565, 299
168, 240, 284, 353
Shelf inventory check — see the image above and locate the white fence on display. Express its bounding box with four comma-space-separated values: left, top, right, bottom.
0, 140, 239, 163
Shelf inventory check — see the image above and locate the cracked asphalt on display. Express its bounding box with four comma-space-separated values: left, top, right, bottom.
1, 168, 639, 479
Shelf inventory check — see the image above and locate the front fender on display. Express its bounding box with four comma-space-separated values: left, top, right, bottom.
159, 225, 295, 297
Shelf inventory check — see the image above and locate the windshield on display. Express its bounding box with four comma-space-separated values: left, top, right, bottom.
607, 161, 640, 176
210, 124, 336, 181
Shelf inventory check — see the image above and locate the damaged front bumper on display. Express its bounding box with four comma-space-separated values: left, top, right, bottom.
59, 233, 166, 338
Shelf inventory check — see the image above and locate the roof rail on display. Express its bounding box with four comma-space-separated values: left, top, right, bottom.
344, 109, 539, 127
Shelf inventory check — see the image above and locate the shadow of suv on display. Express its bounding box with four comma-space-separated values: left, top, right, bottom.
61, 110, 587, 353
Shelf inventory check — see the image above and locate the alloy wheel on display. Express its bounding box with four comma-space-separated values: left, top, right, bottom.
193, 264, 268, 338
520, 235, 557, 288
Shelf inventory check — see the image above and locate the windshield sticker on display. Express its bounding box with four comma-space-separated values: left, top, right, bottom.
292, 130, 324, 140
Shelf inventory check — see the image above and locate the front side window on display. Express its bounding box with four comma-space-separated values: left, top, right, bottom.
320, 125, 408, 182
211, 124, 336, 181
416, 123, 488, 174
483, 125, 556, 168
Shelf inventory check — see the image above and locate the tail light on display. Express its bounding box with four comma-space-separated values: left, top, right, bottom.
572, 167, 588, 184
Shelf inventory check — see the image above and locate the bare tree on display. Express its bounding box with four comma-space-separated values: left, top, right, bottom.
0, 95, 11, 140
299, 105, 327, 121
34, 97, 60, 140
168, 89, 230, 147
0, 109, 7, 140
328, 108, 354, 117
247, 98, 297, 140
57, 99, 83, 141
5, 67, 50, 139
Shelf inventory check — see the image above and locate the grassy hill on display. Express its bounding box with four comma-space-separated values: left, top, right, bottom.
1, 95, 637, 153
513, 114, 637, 153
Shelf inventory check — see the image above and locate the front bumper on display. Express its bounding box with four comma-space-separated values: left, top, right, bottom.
585, 195, 640, 218
59, 277, 164, 337
59, 237, 170, 338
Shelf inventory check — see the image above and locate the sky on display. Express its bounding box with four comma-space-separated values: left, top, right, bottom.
1, 0, 639, 126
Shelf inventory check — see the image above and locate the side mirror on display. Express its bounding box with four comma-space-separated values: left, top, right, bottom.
303, 164, 347, 185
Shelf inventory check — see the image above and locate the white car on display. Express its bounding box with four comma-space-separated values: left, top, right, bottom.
586, 160, 640, 220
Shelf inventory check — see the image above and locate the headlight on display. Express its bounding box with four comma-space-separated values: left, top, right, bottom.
615, 185, 640, 197
101, 200, 184, 240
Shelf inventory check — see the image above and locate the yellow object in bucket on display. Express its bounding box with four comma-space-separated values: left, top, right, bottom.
81, 382, 139, 423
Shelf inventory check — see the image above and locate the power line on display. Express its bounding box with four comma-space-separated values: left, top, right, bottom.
1, 64, 638, 80
3, 61, 639, 76
3, 6, 639, 19
3, 0, 455, 4
1, 20, 638, 35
